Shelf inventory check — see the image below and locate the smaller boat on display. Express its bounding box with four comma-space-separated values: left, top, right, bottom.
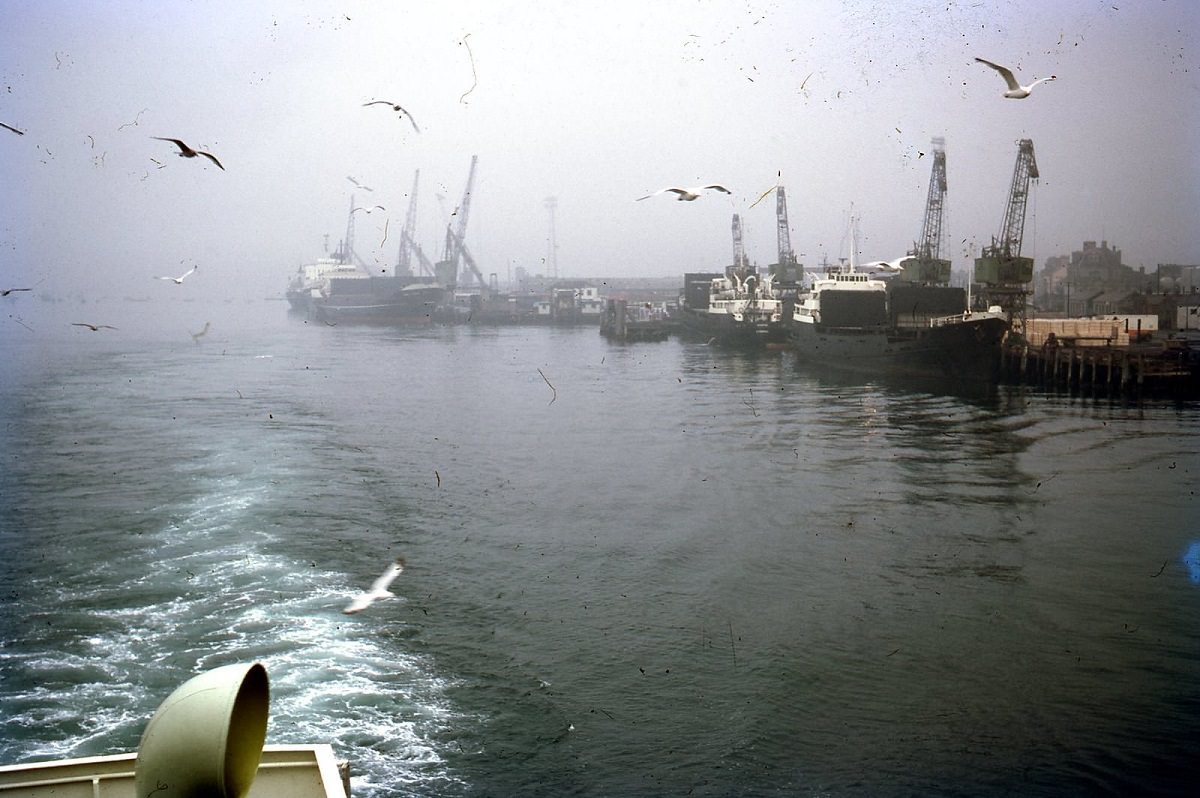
676, 268, 789, 348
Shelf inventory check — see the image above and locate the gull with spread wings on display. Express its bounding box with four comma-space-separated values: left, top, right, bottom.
152, 137, 225, 170
636, 184, 732, 202
157, 264, 198, 284
343, 558, 406, 615
974, 58, 1057, 99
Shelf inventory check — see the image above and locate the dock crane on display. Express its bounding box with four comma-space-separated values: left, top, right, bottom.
731, 214, 749, 272
333, 195, 369, 271
435, 155, 478, 289
897, 137, 951, 284
974, 138, 1038, 323
774, 185, 802, 285
395, 170, 421, 276
393, 169, 438, 277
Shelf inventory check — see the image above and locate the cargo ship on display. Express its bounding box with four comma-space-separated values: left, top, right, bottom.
790, 261, 1009, 380
310, 272, 446, 325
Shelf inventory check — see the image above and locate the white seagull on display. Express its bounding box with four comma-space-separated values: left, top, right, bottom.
190, 321, 210, 343
157, 265, 198, 284
343, 557, 406, 615
974, 58, 1057, 99
636, 185, 733, 202
864, 257, 906, 273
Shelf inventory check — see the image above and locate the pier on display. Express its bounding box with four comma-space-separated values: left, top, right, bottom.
999, 336, 1199, 397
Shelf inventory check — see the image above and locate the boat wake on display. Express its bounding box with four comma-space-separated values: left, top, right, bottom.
0, 476, 464, 797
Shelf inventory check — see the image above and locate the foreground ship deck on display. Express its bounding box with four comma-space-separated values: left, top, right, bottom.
0, 745, 350, 798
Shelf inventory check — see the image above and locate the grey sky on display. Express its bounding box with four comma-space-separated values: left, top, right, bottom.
1, 0, 1196, 307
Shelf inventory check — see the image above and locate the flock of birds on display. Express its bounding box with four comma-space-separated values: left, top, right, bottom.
1, 57, 1053, 607
1, 94, 430, 337
634, 58, 1054, 208
338, 59, 1047, 615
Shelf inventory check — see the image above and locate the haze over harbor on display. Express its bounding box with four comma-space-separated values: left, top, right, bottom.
2, 0, 1197, 327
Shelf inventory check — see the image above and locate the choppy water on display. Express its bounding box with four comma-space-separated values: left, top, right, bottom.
1, 301, 1198, 797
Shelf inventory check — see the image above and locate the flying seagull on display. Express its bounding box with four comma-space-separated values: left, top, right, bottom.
346, 176, 374, 192
72, 322, 117, 331
191, 321, 210, 343
864, 257, 906, 273
152, 137, 225, 170
157, 265, 198, 284
363, 100, 421, 133
636, 185, 733, 202
343, 557, 406, 614
974, 58, 1057, 99
1, 288, 33, 296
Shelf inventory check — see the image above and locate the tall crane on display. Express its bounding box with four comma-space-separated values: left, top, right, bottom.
775, 185, 800, 283
899, 137, 951, 284
731, 214, 749, 273
436, 155, 478, 289
975, 139, 1038, 321
333, 195, 368, 270
396, 170, 421, 276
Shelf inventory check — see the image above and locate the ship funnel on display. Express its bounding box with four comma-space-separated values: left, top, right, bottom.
135, 662, 269, 798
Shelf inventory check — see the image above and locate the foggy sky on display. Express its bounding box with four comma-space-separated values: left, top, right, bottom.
1, 0, 1197, 310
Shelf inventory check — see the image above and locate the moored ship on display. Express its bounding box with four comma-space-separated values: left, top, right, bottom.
311, 273, 446, 325
676, 268, 789, 348
790, 261, 1009, 380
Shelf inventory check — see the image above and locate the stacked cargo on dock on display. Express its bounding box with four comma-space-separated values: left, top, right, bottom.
1022, 318, 1131, 347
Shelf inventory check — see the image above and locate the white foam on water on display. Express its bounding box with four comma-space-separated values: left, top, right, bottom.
1, 477, 468, 796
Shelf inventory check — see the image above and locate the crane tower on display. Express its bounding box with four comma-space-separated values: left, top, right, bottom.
975, 139, 1038, 322
435, 155, 478, 289
774, 185, 801, 284
897, 138, 951, 284
396, 170, 420, 277
731, 214, 749, 273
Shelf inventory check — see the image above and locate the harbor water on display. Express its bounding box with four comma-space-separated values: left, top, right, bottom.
1, 301, 1198, 797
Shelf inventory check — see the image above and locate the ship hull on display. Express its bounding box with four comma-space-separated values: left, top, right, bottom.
674, 307, 789, 348
790, 316, 1009, 381
312, 277, 446, 324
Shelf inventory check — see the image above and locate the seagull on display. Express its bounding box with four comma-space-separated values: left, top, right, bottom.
636, 185, 733, 202
346, 176, 374, 192
864, 257, 906, 272
157, 265, 198, 284
152, 137, 225, 170
343, 557, 406, 615
974, 58, 1057, 99
363, 100, 421, 133
72, 322, 117, 331
191, 321, 210, 343
352, 205, 386, 214
1, 288, 33, 296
